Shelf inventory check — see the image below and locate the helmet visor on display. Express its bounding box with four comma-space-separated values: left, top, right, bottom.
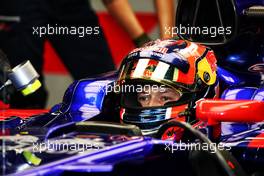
119, 80, 194, 109
118, 58, 195, 89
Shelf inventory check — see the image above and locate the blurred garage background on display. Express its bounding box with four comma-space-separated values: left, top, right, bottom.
44, 0, 176, 108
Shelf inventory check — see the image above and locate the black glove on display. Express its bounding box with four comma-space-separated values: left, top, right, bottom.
0, 49, 11, 82
133, 33, 151, 47
0, 49, 13, 103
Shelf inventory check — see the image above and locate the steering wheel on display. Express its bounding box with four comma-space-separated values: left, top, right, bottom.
156, 120, 248, 176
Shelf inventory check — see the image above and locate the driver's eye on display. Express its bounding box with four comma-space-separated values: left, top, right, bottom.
160, 96, 172, 102
137, 94, 150, 102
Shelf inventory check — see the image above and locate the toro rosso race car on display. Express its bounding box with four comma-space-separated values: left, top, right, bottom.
1, 0, 264, 176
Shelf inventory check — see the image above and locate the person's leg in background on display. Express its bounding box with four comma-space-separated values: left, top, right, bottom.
0, 0, 49, 108
48, 0, 115, 80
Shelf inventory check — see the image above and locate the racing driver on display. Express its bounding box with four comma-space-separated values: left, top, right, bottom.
116, 39, 219, 137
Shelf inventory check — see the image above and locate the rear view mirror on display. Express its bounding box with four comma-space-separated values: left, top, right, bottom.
196, 99, 264, 124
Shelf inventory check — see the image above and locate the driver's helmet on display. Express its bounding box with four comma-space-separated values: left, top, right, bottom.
117, 39, 219, 136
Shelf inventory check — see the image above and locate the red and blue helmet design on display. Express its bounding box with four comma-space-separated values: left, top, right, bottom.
117, 39, 219, 136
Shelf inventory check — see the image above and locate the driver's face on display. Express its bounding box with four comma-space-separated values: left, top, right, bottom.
137, 86, 181, 107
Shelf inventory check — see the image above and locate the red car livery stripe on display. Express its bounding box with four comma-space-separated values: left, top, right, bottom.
248, 133, 264, 148
0, 109, 49, 120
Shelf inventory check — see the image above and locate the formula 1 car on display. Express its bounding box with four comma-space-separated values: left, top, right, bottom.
0, 72, 263, 176
1, 66, 264, 176
1, 0, 264, 176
